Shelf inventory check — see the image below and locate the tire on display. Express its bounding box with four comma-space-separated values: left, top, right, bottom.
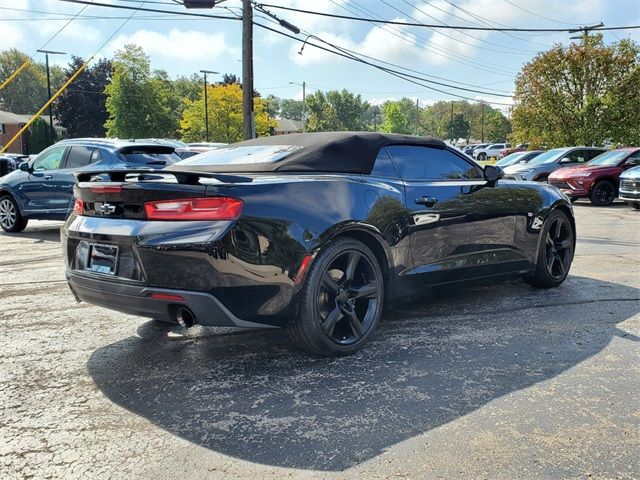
589, 180, 616, 206
633, 202, 640, 210
289, 238, 385, 356
477, 153, 487, 161
524, 210, 574, 288
0, 195, 28, 233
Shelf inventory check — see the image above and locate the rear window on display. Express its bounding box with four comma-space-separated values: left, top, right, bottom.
118, 146, 180, 166
174, 145, 303, 167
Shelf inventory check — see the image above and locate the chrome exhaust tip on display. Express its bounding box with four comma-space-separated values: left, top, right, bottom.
175, 307, 195, 328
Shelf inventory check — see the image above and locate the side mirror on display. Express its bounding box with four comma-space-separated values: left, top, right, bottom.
559, 157, 572, 163
19, 162, 31, 172
484, 164, 504, 183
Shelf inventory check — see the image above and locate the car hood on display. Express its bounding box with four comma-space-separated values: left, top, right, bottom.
550, 164, 620, 178
620, 166, 640, 179
503, 164, 539, 173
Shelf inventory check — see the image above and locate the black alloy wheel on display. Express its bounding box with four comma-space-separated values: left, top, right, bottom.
0, 195, 27, 233
590, 180, 616, 206
290, 238, 384, 356
525, 210, 574, 287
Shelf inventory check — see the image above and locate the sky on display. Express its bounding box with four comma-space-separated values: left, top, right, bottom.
2, 0, 639, 111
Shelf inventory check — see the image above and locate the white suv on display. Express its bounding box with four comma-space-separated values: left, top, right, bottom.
473, 143, 510, 161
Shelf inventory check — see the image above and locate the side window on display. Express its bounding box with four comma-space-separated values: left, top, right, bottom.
625, 151, 640, 165
90, 148, 102, 163
65, 146, 95, 169
566, 150, 586, 163
586, 150, 603, 161
370, 148, 399, 178
32, 146, 66, 171
386, 146, 482, 181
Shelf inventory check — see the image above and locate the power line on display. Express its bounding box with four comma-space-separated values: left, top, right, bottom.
254, 22, 513, 106
257, 4, 640, 32
56, 0, 241, 21
329, 0, 517, 77
502, 0, 578, 26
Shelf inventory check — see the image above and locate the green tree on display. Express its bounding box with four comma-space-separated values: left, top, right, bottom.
55, 56, 112, 137
446, 113, 470, 141
104, 44, 175, 138
511, 34, 640, 147
305, 89, 370, 132
27, 118, 56, 154
0, 49, 47, 114
381, 98, 416, 134
279, 99, 304, 121
179, 83, 275, 143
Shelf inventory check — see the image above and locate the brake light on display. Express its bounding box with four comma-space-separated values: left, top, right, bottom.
144, 197, 244, 221
90, 185, 122, 193
73, 197, 84, 215
150, 293, 185, 302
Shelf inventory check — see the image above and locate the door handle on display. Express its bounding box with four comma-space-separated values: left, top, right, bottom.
415, 196, 438, 207
44, 175, 53, 180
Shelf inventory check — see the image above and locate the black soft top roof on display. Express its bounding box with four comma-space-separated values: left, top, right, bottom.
167, 131, 446, 174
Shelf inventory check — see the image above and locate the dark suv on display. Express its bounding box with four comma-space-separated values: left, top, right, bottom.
0, 139, 180, 232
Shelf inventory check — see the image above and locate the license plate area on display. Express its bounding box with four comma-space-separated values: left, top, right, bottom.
88, 244, 119, 275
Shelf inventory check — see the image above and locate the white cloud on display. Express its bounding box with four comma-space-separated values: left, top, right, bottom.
107, 29, 239, 71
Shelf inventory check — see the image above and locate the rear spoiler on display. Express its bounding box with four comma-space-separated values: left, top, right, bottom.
75, 169, 253, 184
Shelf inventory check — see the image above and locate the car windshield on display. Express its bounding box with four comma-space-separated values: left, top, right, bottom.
587, 150, 629, 166
496, 152, 527, 167
527, 148, 571, 165
174, 145, 303, 166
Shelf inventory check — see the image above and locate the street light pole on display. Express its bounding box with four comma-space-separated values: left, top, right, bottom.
289, 81, 306, 133
242, 0, 255, 139
36, 49, 66, 145
199, 69, 219, 142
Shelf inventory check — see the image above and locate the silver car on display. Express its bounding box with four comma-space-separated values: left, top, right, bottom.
619, 165, 640, 209
503, 146, 606, 182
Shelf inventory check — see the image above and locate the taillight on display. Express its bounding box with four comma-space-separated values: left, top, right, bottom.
144, 197, 244, 221
73, 197, 84, 215
90, 185, 122, 193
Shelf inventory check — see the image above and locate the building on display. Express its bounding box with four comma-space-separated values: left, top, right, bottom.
0, 109, 65, 154
274, 118, 303, 135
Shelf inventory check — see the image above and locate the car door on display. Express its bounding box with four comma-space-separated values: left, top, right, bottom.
19, 146, 68, 213
55, 146, 100, 212
386, 145, 522, 285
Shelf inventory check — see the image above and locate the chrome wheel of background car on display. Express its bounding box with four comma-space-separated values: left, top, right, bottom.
591, 181, 615, 206
316, 249, 381, 345
0, 198, 17, 230
544, 216, 573, 280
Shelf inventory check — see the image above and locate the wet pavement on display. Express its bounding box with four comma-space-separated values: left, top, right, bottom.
1, 201, 639, 479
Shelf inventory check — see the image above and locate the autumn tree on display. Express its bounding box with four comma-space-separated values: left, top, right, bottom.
511, 34, 640, 147
179, 83, 275, 143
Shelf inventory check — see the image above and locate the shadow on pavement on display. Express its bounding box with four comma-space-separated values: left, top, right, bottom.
0, 222, 62, 243
87, 275, 639, 471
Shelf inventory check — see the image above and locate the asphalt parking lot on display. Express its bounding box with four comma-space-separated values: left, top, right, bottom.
1, 201, 639, 479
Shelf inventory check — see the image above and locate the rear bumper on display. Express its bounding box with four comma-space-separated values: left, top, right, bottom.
65, 271, 274, 328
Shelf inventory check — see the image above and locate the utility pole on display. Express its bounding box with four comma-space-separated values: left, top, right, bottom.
415, 98, 419, 135
480, 103, 485, 143
36, 49, 66, 145
200, 69, 219, 142
450, 101, 454, 123
569, 22, 604, 42
242, 0, 255, 139
289, 81, 306, 133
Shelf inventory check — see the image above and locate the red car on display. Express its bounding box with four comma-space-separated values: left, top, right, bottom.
498, 143, 529, 159
548, 147, 640, 205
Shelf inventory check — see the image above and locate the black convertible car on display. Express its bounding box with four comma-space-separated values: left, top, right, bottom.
62, 132, 575, 356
